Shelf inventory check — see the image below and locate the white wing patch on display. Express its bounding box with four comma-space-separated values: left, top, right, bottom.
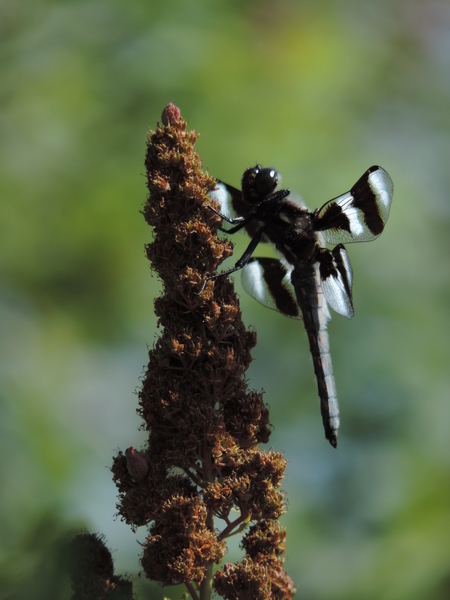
368, 166, 393, 222
319, 246, 354, 319
242, 260, 270, 306
209, 182, 236, 220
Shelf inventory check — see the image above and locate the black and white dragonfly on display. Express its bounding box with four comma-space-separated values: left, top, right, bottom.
204, 165, 393, 448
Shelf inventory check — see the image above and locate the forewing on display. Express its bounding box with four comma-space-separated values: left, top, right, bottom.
209, 181, 266, 239
240, 257, 302, 319
318, 245, 354, 319
314, 166, 393, 244
210, 181, 249, 219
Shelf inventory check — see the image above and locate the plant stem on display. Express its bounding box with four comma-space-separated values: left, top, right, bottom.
185, 581, 200, 600
199, 509, 214, 600
218, 513, 247, 541
199, 450, 214, 600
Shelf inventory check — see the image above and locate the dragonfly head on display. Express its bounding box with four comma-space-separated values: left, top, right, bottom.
242, 165, 280, 204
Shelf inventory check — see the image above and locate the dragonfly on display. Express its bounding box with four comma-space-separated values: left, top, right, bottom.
204, 164, 393, 448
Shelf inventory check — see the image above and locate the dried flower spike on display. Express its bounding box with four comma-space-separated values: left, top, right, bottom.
112, 104, 294, 599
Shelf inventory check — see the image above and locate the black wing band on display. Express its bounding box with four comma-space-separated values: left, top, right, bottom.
240, 258, 301, 319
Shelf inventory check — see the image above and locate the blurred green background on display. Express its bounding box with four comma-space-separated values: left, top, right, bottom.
2, 0, 450, 598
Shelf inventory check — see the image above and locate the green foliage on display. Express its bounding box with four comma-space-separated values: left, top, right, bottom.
1, 1, 450, 598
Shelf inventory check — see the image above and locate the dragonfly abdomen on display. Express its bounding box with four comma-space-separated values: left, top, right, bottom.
292, 266, 340, 448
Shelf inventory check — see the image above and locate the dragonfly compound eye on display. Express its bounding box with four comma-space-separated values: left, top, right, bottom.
255, 168, 279, 197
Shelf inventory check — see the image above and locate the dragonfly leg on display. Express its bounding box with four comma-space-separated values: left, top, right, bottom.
198, 226, 265, 294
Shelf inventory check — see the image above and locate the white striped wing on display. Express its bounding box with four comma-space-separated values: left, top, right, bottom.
315, 166, 393, 244
240, 258, 302, 319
